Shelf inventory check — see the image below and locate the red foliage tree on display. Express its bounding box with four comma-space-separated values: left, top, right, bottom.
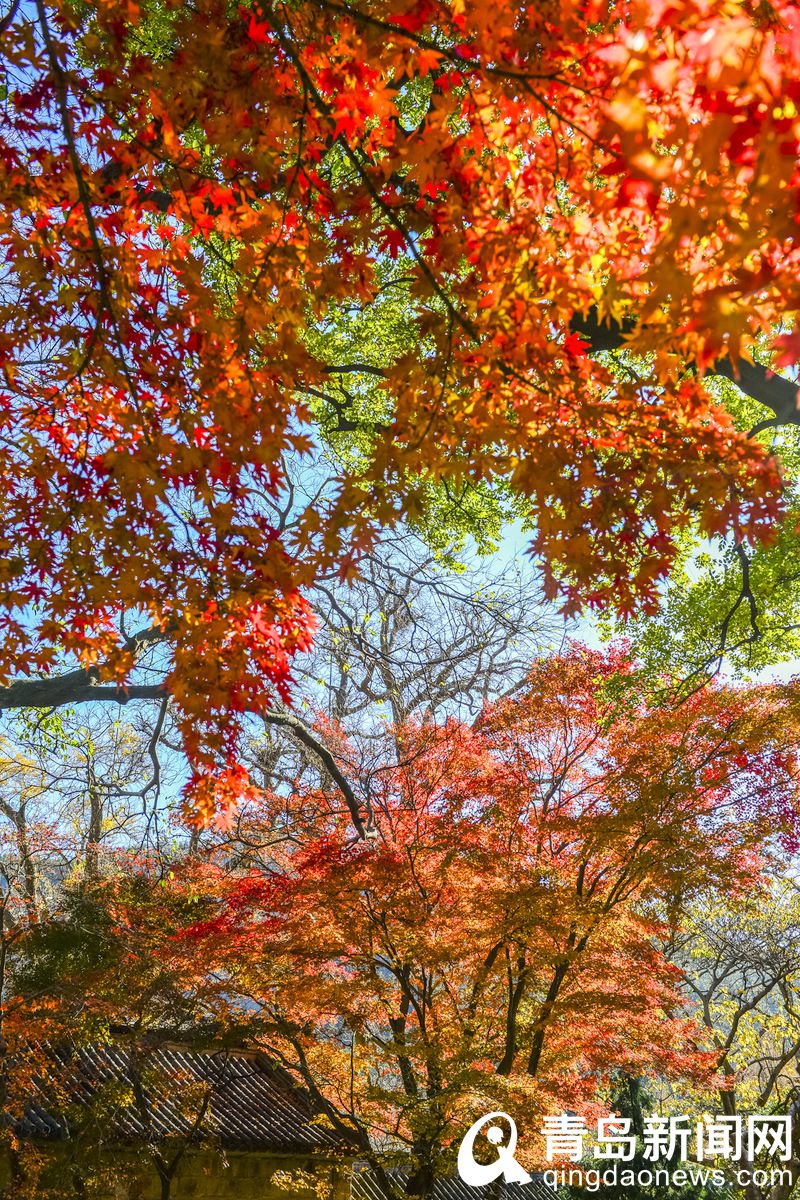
169, 649, 800, 1187
2, 1, 800, 817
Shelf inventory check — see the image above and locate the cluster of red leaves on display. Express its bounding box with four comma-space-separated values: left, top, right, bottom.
170, 648, 800, 1150
1, 1, 799, 816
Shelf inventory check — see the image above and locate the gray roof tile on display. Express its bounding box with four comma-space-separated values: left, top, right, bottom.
15, 1042, 357, 1155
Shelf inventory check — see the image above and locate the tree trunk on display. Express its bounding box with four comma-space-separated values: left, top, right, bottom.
527, 962, 569, 1076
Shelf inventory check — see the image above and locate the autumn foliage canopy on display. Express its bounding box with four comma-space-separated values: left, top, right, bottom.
12, 648, 800, 1182
3, 0, 800, 815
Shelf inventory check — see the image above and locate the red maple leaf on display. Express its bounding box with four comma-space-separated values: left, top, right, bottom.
246, 13, 270, 43
564, 333, 590, 358
378, 227, 406, 259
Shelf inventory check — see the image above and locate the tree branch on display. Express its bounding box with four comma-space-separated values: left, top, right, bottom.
571, 309, 800, 428
0, 677, 166, 709
0, 624, 169, 710
262, 709, 368, 839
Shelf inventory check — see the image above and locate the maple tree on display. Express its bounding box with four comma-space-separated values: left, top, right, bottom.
4, 0, 800, 818
164, 648, 800, 1193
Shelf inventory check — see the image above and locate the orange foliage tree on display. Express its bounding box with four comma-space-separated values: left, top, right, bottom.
3, 0, 800, 817
156, 648, 800, 1191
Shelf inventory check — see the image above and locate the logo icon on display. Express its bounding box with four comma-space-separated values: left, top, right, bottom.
457, 1112, 533, 1187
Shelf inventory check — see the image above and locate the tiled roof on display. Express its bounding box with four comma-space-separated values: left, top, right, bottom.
17, 1041, 357, 1155
351, 1167, 559, 1200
